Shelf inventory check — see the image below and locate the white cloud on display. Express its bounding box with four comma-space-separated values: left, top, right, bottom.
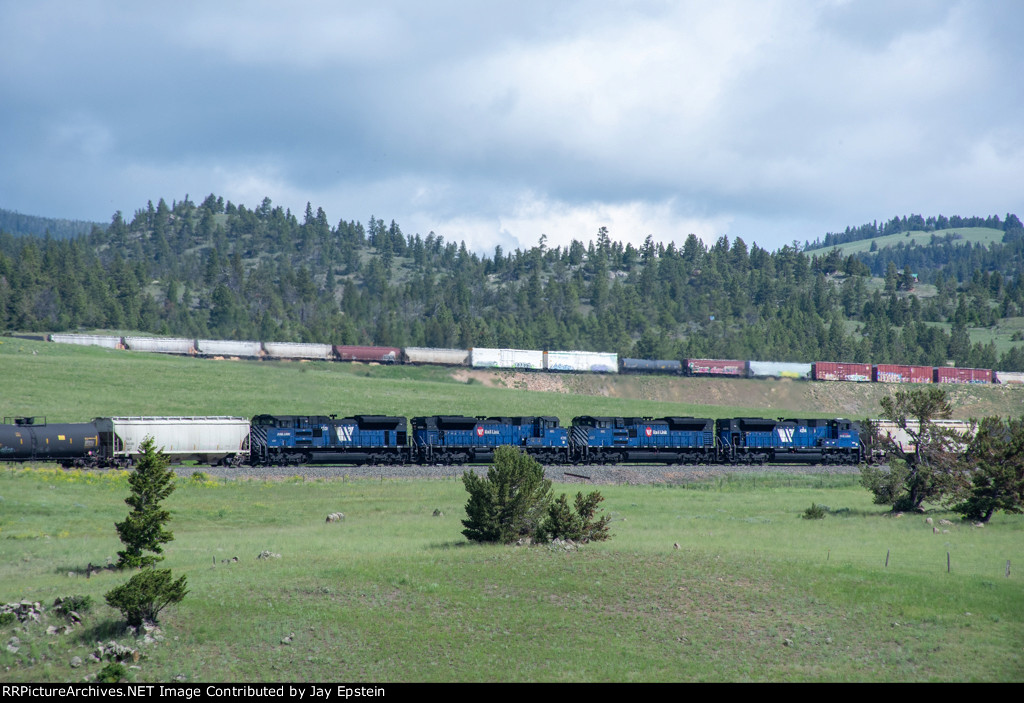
415, 191, 731, 255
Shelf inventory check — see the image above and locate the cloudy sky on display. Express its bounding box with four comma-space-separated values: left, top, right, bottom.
2, 0, 1022, 253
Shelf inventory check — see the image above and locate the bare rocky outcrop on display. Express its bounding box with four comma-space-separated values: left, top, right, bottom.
91, 640, 141, 664
1, 600, 44, 623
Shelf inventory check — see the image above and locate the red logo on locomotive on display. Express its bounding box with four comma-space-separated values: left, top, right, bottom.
645, 426, 653, 437
476, 426, 484, 437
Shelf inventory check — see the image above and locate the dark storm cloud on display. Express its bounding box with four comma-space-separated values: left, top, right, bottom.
2, 1, 1022, 252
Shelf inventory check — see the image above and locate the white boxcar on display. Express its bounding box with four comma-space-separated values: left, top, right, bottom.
262, 341, 333, 360
403, 347, 470, 366
470, 347, 544, 370
49, 333, 123, 349
544, 350, 619, 373
94, 416, 250, 465
196, 339, 263, 357
124, 336, 196, 354
994, 370, 1024, 385
746, 361, 813, 379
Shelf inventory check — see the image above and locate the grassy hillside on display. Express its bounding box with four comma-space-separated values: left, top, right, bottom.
2, 337, 1023, 422
820, 227, 1005, 256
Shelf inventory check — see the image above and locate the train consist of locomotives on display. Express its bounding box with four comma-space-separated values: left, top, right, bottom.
0, 413, 866, 468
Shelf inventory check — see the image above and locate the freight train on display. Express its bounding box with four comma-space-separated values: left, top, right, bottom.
44, 334, 1024, 385
0, 413, 869, 468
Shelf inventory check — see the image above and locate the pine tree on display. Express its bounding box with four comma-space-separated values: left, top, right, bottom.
114, 437, 176, 568
462, 446, 553, 543
955, 416, 1024, 523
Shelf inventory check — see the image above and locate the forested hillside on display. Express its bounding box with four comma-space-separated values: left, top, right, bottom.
2, 195, 1024, 370
0, 207, 102, 240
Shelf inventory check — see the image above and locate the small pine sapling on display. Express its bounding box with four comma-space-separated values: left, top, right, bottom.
114, 436, 176, 568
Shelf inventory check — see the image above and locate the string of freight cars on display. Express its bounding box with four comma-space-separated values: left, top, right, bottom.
46, 333, 1024, 385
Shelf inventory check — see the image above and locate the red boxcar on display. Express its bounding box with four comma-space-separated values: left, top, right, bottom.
873, 364, 933, 383
686, 358, 746, 377
934, 366, 992, 384
332, 345, 402, 364
812, 362, 872, 382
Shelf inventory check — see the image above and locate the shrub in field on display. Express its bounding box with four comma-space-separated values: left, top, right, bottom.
543, 491, 612, 542
114, 436, 176, 568
97, 663, 127, 683
54, 595, 93, 617
105, 568, 188, 627
802, 503, 826, 520
462, 446, 552, 543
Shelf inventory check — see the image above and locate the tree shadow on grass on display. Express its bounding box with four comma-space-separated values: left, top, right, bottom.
427, 540, 471, 550
52, 562, 120, 578
73, 618, 131, 645
823, 507, 885, 517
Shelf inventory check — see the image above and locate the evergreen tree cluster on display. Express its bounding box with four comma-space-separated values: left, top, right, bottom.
861, 388, 1024, 523
2, 196, 1023, 370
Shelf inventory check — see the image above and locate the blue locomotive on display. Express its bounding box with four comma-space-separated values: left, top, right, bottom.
716, 417, 862, 464
250, 414, 408, 465
568, 416, 716, 464
411, 415, 568, 465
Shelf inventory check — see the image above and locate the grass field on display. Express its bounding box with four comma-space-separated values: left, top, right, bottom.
1, 468, 1021, 682
2, 337, 1023, 682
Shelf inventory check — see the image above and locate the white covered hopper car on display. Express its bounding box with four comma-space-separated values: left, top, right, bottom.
93, 416, 251, 466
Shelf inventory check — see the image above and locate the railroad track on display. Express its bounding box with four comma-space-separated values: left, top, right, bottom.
172, 462, 864, 485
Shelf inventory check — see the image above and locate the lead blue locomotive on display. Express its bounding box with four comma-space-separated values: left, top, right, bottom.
716, 417, 862, 464
250, 414, 408, 465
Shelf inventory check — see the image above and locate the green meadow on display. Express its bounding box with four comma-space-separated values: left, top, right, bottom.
1, 468, 1021, 682
1, 337, 1022, 682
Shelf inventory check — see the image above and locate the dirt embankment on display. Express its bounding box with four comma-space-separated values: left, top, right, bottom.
449, 369, 1024, 418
